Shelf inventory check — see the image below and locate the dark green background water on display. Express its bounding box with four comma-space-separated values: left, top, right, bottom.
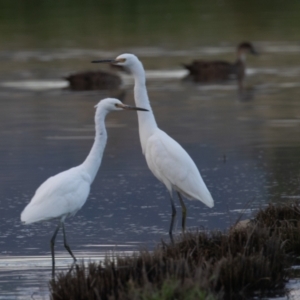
0, 0, 300, 49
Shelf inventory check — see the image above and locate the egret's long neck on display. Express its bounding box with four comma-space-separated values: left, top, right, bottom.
131, 61, 158, 152
82, 109, 107, 183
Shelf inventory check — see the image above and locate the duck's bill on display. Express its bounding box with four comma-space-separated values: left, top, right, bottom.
116, 103, 148, 111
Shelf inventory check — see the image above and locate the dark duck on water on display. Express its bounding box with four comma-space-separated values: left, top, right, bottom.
65, 66, 122, 91
183, 42, 258, 87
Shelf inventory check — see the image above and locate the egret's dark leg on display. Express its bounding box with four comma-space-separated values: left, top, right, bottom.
62, 222, 77, 262
169, 195, 177, 243
50, 221, 61, 278
177, 192, 187, 232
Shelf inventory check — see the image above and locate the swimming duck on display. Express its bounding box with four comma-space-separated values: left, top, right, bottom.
65, 68, 122, 91
183, 42, 258, 85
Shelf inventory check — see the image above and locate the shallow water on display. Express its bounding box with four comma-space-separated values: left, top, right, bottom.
1, 51, 300, 297
1, 1, 300, 298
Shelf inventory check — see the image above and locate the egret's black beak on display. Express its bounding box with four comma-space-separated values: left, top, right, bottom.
91, 59, 117, 64
116, 103, 148, 111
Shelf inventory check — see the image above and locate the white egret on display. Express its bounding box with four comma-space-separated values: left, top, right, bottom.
92, 55, 214, 240
20, 98, 148, 276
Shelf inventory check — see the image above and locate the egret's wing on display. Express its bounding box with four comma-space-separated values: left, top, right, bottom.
146, 130, 214, 208
21, 167, 91, 224
146, 132, 188, 187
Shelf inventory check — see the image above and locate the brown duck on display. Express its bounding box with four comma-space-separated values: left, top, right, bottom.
183, 42, 258, 85
65, 67, 122, 91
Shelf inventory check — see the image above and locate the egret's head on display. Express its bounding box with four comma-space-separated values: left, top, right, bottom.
95, 98, 148, 113
92, 53, 140, 72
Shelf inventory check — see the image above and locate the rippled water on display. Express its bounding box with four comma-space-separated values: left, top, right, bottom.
1, 45, 300, 298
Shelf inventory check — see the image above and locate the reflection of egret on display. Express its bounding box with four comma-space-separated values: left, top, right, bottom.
20, 98, 148, 276
93, 55, 214, 240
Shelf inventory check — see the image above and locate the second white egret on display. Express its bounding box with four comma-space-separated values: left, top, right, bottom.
20, 98, 148, 276
92, 55, 214, 240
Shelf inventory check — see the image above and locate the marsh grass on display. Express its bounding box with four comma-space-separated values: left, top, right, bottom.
254, 201, 300, 255
50, 201, 300, 300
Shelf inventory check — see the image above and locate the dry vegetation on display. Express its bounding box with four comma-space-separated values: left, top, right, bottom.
50, 201, 300, 300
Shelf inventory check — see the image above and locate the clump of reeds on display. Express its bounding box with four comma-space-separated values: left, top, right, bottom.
50, 246, 219, 300
50, 223, 289, 300
50, 201, 300, 299
253, 201, 300, 255
162, 225, 288, 298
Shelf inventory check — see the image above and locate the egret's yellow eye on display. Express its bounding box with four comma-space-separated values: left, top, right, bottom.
116, 58, 126, 63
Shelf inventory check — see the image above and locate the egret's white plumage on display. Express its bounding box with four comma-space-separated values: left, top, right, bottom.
20, 98, 148, 276
145, 130, 213, 207
21, 166, 91, 224
93, 54, 214, 238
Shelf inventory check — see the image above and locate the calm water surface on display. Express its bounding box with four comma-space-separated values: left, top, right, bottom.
1, 1, 300, 298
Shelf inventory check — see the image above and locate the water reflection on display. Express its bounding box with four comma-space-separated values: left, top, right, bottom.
0, 251, 134, 300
